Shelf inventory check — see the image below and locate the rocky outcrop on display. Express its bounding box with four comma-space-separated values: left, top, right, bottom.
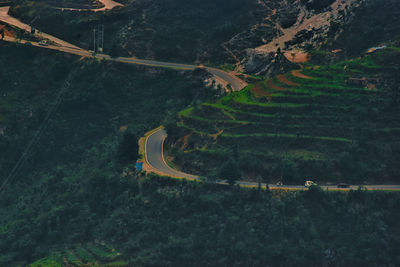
300, 0, 336, 12
238, 0, 362, 75
241, 49, 298, 76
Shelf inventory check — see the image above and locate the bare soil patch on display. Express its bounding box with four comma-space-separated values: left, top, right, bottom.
277, 74, 299, 87
251, 82, 271, 97
181, 134, 190, 149
291, 70, 314, 80
266, 79, 286, 90
284, 51, 310, 63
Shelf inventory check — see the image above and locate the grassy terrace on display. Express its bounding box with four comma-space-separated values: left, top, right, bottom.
168, 48, 400, 184
29, 242, 124, 267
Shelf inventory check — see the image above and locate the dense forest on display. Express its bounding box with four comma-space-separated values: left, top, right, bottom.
0, 43, 211, 180
9, 0, 260, 64
1, 0, 400, 265
0, 43, 399, 267
9, 0, 400, 65
2, 171, 400, 266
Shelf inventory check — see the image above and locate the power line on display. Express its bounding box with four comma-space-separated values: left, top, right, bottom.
93, 28, 97, 53
0, 72, 76, 194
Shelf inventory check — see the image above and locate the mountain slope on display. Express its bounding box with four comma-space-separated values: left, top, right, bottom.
166, 45, 400, 184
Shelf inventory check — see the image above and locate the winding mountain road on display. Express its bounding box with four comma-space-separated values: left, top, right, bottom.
1, 4, 398, 190
145, 128, 400, 191
146, 129, 198, 180
116, 57, 247, 91
0, 6, 83, 50
0, 6, 246, 91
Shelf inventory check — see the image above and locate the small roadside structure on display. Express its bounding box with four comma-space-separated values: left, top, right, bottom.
136, 161, 143, 171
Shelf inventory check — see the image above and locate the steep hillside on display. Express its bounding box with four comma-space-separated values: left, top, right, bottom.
3, 171, 400, 266
0, 43, 211, 184
327, 0, 400, 56
8, 0, 399, 69
1, 1, 400, 266
9, 0, 260, 64
166, 46, 400, 184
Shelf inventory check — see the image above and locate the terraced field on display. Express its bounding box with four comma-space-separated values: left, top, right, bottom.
168, 48, 400, 184
29, 242, 126, 267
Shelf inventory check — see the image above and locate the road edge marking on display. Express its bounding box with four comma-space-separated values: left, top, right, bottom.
143, 127, 198, 180
143, 126, 164, 168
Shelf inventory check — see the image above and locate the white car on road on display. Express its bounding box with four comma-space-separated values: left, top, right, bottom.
305, 180, 317, 187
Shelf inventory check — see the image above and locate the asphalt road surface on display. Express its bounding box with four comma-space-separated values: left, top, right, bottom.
146, 129, 198, 180
146, 129, 400, 191
0, 7, 82, 50
1, 8, 398, 191
115, 57, 246, 91
0, 7, 247, 91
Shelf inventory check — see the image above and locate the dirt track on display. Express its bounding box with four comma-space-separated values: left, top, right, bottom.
0, 6, 83, 49
57, 0, 123, 12
255, 0, 358, 54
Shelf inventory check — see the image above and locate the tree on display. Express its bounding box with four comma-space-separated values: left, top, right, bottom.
15, 29, 24, 41
232, 144, 239, 160
238, 153, 263, 173
116, 132, 139, 165
219, 158, 241, 185
109, 42, 120, 58
280, 158, 300, 184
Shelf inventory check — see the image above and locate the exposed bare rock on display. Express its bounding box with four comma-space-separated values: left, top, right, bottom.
241, 48, 298, 76
237, 0, 363, 75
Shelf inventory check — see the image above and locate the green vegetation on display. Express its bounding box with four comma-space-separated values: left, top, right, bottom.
35, 0, 103, 9
219, 159, 241, 185
30, 257, 63, 267
219, 63, 236, 72
326, 0, 400, 56
29, 242, 124, 266
0, 43, 210, 180
167, 48, 400, 184
0, 43, 214, 265
116, 132, 139, 166
9, 3, 104, 52
1, 41, 397, 267
1, 0, 400, 265
9, 0, 260, 64
3, 170, 400, 266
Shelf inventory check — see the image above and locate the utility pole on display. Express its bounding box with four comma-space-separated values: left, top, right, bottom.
97, 24, 104, 53
92, 25, 104, 53
93, 28, 97, 53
